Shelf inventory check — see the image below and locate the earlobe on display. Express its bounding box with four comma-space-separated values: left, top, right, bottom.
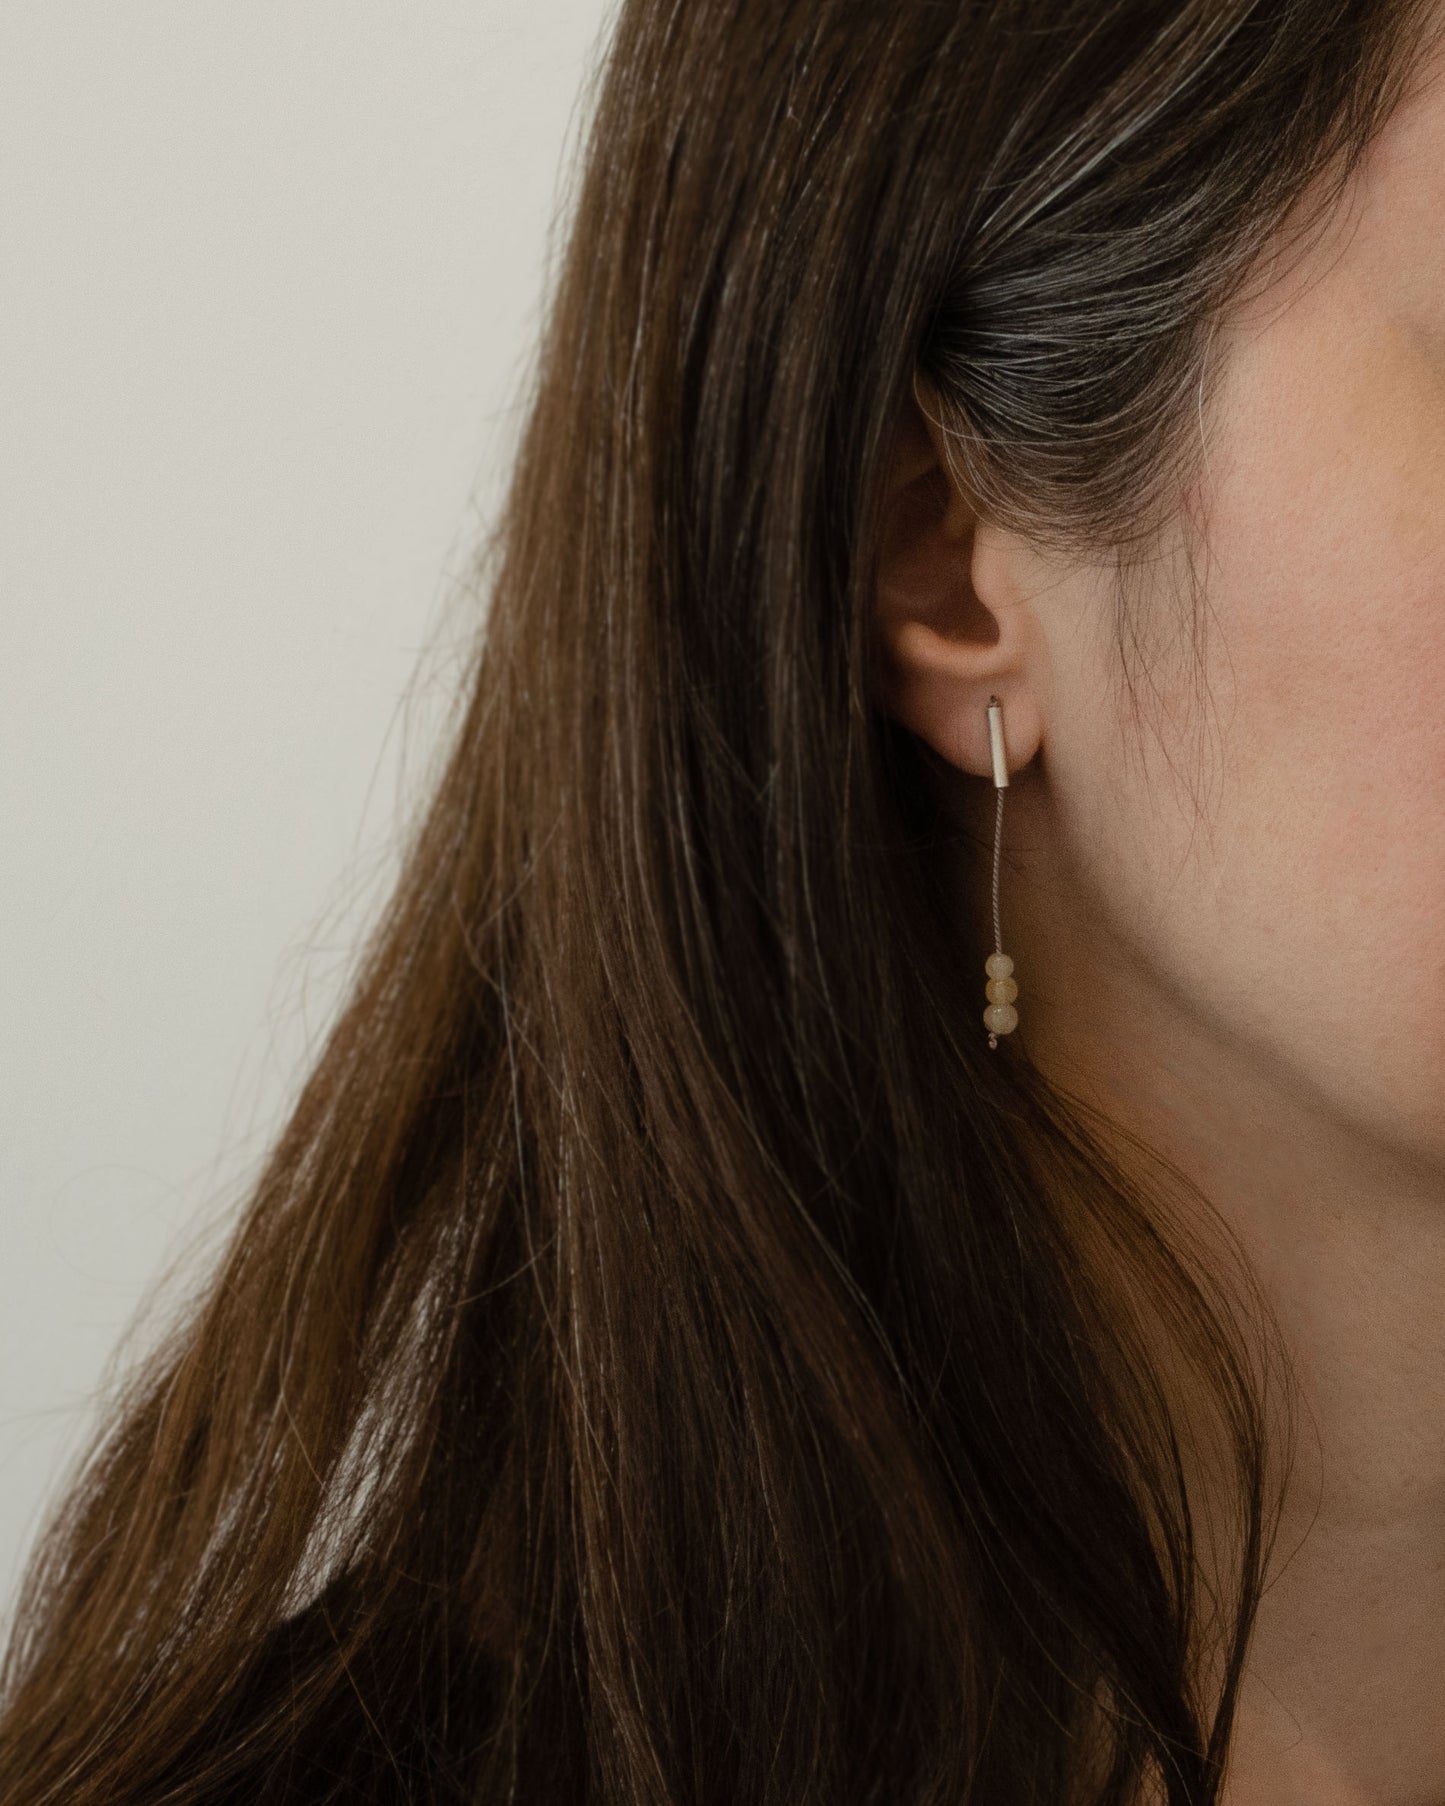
872, 375, 1042, 780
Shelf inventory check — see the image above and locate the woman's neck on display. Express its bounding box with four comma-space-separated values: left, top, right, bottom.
1019, 877, 1445, 1806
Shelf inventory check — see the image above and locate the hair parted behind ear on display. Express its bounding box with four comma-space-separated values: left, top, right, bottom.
3, 2, 1443, 1802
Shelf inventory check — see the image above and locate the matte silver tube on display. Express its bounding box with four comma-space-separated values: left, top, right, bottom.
987, 699, 1008, 788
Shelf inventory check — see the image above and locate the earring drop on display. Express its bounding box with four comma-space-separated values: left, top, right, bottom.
983, 695, 1019, 1049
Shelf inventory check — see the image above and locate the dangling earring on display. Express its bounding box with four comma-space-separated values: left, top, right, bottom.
983, 694, 1019, 1049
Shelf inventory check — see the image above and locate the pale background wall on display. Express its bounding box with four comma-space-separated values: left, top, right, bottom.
0, 0, 614, 1623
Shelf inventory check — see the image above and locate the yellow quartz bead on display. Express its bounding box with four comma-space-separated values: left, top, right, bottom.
983, 1002, 1019, 1036
985, 952, 1014, 979
986, 976, 1018, 1005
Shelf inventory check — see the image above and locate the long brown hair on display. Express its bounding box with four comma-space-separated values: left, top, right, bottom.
4, 3, 1442, 1800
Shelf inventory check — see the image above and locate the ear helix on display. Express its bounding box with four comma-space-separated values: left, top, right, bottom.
983, 695, 1019, 1049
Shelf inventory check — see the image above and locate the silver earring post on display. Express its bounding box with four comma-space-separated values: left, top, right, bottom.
983, 696, 1019, 1049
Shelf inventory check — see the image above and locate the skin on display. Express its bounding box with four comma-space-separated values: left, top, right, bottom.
875, 40, 1445, 1806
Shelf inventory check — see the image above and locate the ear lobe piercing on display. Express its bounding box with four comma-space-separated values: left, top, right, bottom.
983, 695, 1019, 1049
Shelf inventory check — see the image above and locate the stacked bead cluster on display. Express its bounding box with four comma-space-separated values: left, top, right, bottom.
983, 951, 1019, 1048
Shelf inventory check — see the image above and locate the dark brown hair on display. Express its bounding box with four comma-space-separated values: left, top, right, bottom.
4, 2, 1442, 1801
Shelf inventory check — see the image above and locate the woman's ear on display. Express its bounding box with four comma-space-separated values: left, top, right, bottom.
873, 372, 1044, 779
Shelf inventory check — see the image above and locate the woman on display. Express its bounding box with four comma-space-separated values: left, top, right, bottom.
4, 0, 1445, 1799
